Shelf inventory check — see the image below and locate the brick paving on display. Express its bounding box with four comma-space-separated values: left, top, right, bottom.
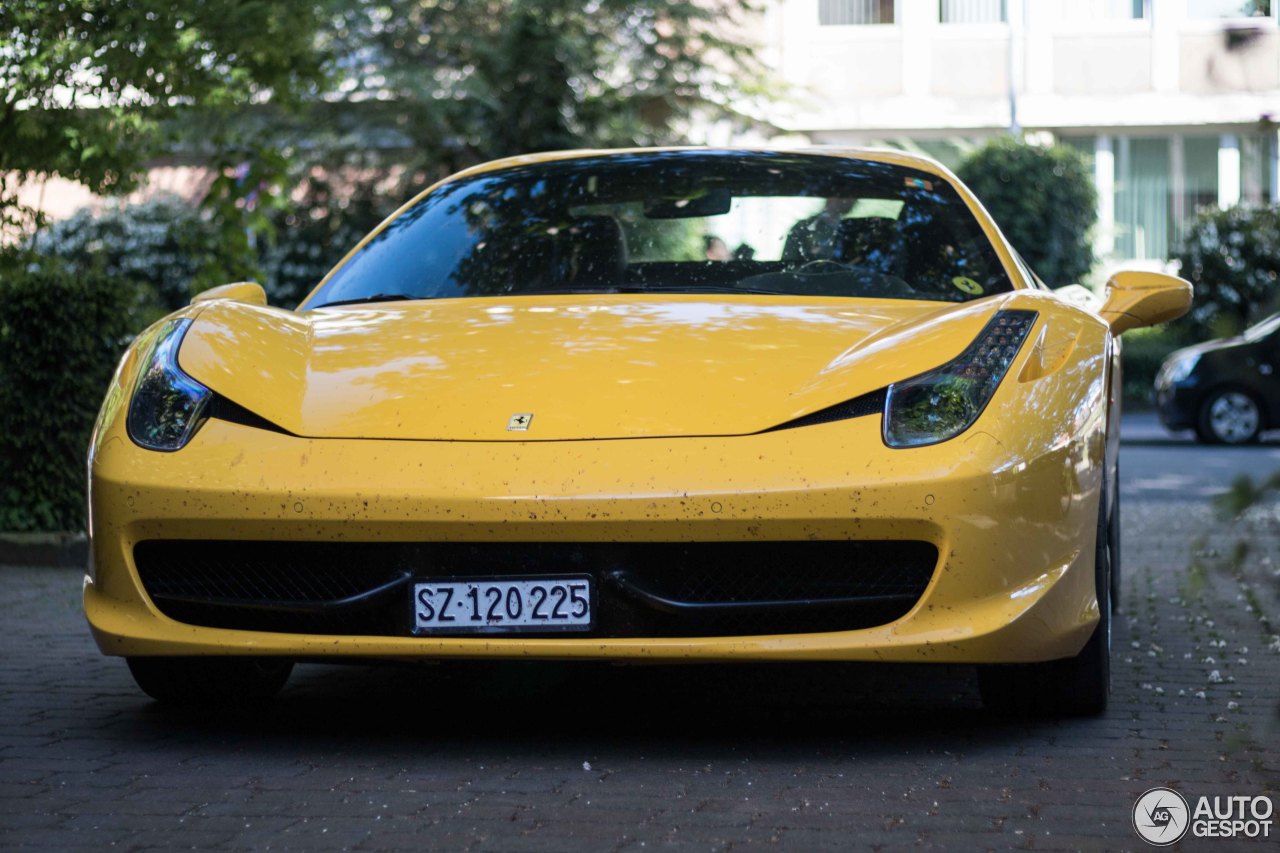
1, 492, 1277, 849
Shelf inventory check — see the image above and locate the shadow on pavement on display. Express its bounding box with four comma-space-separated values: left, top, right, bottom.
115, 657, 1072, 759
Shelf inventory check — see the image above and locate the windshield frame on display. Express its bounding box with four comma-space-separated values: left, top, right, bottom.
299, 149, 1028, 311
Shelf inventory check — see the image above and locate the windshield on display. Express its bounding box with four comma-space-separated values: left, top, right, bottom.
305, 151, 1015, 309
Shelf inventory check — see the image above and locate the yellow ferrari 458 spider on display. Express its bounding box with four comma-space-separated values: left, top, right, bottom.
85, 148, 1191, 715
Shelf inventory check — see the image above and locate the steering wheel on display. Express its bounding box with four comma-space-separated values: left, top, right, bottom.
796, 259, 850, 274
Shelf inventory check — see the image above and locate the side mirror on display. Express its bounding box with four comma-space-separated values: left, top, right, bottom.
1098, 270, 1192, 335
191, 281, 267, 306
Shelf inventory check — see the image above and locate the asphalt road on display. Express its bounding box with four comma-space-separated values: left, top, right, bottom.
1121, 412, 1280, 503
1, 416, 1277, 851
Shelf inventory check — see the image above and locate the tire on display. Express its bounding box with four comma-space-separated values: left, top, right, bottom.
127, 657, 293, 705
1109, 458, 1122, 609
979, 478, 1112, 718
1195, 388, 1262, 445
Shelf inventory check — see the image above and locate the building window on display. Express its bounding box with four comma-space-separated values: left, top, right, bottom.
1186, 0, 1273, 19
939, 0, 1006, 24
819, 0, 895, 26
1177, 135, 1220, 249
1062, 0, 1146, 20
1240, 132, 1278, 205
1115, 137, 1172, 262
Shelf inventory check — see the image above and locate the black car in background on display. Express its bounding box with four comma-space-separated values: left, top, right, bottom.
1155, 313, 1280, 444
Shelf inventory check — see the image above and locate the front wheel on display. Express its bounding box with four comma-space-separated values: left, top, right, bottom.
127, 657, 293, 704
1196, 388, 1262, 444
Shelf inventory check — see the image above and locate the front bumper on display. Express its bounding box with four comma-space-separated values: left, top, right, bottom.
86, 413, 1103, 665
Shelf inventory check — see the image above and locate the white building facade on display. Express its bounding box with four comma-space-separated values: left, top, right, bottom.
761, 0, 1280, 267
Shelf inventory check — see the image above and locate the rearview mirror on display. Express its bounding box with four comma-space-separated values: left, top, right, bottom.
1098, 270, 1192, 335
644, 189, 732, 219
191, 281, 267, 306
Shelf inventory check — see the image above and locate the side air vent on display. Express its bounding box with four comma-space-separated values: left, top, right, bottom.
766, 388, 885, 432
206, 395, 292, 436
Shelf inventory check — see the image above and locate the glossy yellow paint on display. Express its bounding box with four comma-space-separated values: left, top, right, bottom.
1099, 270, 1194, 335
85, 147, 1190, 666
86, 310, 1104, 663
179, 294, 1006, 441
191, 281, 267, 306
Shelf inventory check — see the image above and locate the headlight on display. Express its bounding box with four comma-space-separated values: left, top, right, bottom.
126, 319, 211, 451
884, 310, 1037, 448
1158, 352, 1199, 386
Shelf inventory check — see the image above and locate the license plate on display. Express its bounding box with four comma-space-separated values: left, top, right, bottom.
412, 577, 593, 634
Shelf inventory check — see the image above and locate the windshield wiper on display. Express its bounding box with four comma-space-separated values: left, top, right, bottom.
313, 293, 419, 308
512, 285, 789, 296
630, 285, 787, 296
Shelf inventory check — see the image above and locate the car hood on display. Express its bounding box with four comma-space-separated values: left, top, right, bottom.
1167, 337, 1246, 362
178, 294, 1015, 441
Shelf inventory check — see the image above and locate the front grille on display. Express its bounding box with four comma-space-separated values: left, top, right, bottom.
134, 540, 938, 638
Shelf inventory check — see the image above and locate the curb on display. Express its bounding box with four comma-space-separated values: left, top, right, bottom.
0, 532, 87, 569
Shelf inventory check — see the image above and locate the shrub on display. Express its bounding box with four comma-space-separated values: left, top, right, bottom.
1171, 204, 1280, 341
261, 178, 398, 308
0, 257, 140, 531
1120, 325, 1185, 408
33, 195, 257, 326
956, 137, 1097, 286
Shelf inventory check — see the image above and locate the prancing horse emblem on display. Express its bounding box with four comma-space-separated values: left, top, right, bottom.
507, 413, 533, 431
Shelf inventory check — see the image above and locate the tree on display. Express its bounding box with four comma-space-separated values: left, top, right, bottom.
338, 0, 767, 180
5, 1, 768, 301
256, 0, 770, 305
0, 0, 335, 234
956, 137, 1097, 286
1172, 204, 1280, 340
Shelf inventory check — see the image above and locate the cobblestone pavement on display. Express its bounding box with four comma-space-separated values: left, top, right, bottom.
1, 445, 1278, 850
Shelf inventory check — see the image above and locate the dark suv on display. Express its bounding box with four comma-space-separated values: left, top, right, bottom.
1155, 313, 1280, 444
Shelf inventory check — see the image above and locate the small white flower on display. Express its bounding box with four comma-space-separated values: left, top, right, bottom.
1208, 670, 1223, 683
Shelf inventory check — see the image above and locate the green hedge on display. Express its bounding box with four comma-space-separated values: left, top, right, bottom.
956, 138, 1097, 287
0, 259, 139, 531
34, 195, 256, 327
1120, 325, 1185, 409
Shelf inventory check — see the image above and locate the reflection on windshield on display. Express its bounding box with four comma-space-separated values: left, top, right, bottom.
306, 151, 1014, 309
